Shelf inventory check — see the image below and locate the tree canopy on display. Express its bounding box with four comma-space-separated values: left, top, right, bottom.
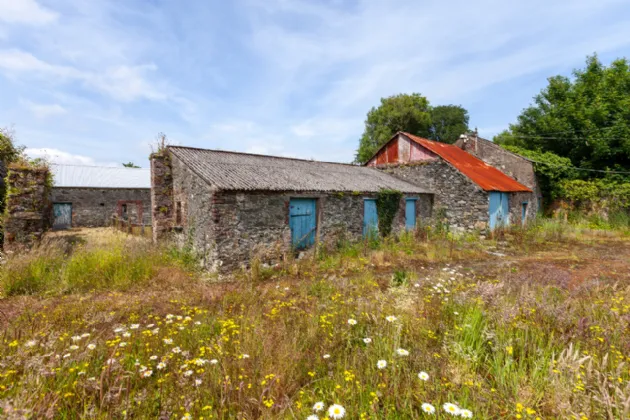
355, 94, 469, 163
495, 55, 630, 179
122, 162, 140, 168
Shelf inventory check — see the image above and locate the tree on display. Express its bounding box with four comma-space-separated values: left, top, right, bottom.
495, 55, 630, 178
122, 162, 140, 168
355, 94, 470, 163
428, 105, 469, 144
355, 93, 431, 163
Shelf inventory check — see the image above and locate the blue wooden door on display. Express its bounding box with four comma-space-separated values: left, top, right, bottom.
405, 198, 417, 230
289, 198, 317, 249
489, 192, 509, 229
53, 203, 72, 230
363, 199, 378, 237
521, 202, 528, 224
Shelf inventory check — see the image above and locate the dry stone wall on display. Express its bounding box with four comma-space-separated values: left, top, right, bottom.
150, 153, 174, 242
3, 165, 51, 251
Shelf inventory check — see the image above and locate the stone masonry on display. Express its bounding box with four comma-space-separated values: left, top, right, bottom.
3, 165, 52, 251
151, 152, 175, 242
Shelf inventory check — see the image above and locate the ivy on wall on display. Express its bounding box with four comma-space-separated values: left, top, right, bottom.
559, 179, 630, 210
376, 189, 402, 237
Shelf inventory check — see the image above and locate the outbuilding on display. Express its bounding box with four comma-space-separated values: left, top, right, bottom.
367, 132, 536, 231
150, 146, 433, 272
51, 164, 151, 229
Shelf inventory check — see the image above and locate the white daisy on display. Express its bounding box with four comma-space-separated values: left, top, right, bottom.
421, 403, 435, 414
172, 346, 182, 354
163, 338, 173, 345
122, 332, 131, 338
87, 344, 96, 350
306, 415, 319, 420
150, 355, 158, 361
443, 403, 461, 416
183, 370, 193, 377
25, 340, 37, 348
81, 333, 90, 338
385, 315, 397, 322
347, 319, 357, 326
210, 359, 219, 364
323, 354, 331, 359
460, 409, 473, 418
71, 336, 82, 342
69, 345, 79, 351
194, 379, 203, 386
157, 362, 167, 370
313, 402, 325, 412
141, 370, 153, 378
119, 342, 127, 348
363, 338, 372, 344
130, 324, 140, 330
418, 371, 429, 381
396, 348, 410, 356
328, 404, 346, 419
241, 354, 250, 359
377, 360, 387, 369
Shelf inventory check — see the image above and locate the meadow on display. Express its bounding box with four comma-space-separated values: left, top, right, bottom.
0, 221, 629, 419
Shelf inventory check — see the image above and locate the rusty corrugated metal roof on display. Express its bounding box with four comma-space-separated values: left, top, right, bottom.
401, 133, 532, 192
169, 146, 431, 194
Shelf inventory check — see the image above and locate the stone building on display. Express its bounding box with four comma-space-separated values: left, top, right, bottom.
51, 164, 151, 229
367, 132, 536, 231
150, 146, 433, 272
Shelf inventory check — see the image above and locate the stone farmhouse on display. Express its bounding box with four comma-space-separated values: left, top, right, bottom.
368, 132, 537, 231
150, 135, 538, 272
51, 164, 151, 229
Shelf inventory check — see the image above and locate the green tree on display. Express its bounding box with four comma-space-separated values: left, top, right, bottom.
495, 55, 630, 178
122, 162, 140, 168
355, 93, 431, 163
428, 105, 469, 144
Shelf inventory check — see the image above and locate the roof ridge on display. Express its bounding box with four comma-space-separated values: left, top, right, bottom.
168, 145, 359, 167
51, 163, 149, 170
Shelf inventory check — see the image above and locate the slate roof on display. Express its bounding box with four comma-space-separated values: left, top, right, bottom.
168, 146, 430, 193
51, 164, 151, 189
401, 133, 532, 193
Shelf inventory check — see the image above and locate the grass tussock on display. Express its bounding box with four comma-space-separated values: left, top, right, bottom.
0, 223, 629, 419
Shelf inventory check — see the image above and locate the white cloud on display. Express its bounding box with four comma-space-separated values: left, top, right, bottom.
0, 0, 58, 25
25, 147, 117, 166
22, 101, 67, 118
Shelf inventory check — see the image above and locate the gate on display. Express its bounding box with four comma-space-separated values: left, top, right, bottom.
289, 198, 317, 249
53, 203, 72, 230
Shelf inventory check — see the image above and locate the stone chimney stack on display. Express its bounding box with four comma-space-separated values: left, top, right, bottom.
150, 151, 174, 242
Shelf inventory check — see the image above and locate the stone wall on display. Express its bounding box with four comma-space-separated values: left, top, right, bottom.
3, 165, 51, 251
51, 188, 150, 227
509, 191, 537, 226
150, 152, 174, 242
381, 161, 490, 232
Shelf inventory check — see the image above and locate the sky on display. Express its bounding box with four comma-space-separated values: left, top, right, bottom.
1, 0, 629, 168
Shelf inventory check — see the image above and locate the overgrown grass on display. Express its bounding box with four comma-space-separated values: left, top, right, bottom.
0, 222, 629, 419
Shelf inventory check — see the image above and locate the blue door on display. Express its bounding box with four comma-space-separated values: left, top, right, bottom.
522, 202, 528, 225
405, 198, 417, 230
489, 192, 509, 229
289, 198, 317, 249
53, 203, 72, 230
363, 199, 378, 237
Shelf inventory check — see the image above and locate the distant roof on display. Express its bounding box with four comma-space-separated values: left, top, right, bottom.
400, 133, 531, 192
168, 146, 431, 193
51, 164, 151, 189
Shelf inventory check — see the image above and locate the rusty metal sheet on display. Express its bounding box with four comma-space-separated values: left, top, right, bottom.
402, 133, 532, 193
386, 141, 398, 163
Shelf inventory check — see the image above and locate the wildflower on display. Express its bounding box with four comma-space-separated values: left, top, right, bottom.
181, 413, 192, 420
106, 358, 116, 366
460, 409, 473, 418
241, 354, 250, 359
122, 332, 131, 338
113, 327, 125, 333
414, 283, 420, 287
328, 404, 346, 419
130, 324, 140, 330
307, 416, 319, 420
396, 348, 410, 356
69, 345, 79, 351
421, 403, 436, 414
313, 402, 325, 411
81, 333, 90, 338
377, 360, 387, 369
194, 379, 202, 386
119, 342, 127, 348
506, 346, 513, 356
163, 338, 173, 345
172, 346, 182, 354
87, 344, 96, 350
141, 370, 153, 378
151, 328, 160, 335
323, 354, 330, 359
63, 353, 71, 359
443, 403, 461, 416
418, 371, 429, 381
147, 324, 155, 328
25, 340, 37, 348
157, 362, 167, 370
71, 336, 82, 342
210, 359, 218, 364
184, 370, 193, 377
166, 314, 174, 320
347, 319, 357, 326
88, 377, 96, 381
194, 321, 201, 325
363, 338, 372, 344
150, 355, 158, 360
385, 315, 397, 322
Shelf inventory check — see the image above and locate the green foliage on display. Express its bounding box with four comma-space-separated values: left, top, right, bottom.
122, 162, 141, 168
559, 179, 630, 210
429, 105, 469, 144
495, 55, 630, 178
355, 93, 470, 163
375, 189, 402, 237
501, 145, 577, 201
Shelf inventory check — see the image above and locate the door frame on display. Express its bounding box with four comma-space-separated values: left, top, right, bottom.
405, 197, 418, 230
363, 198, 378, 237
288, 197, 319, 250
52, 202, 73, 230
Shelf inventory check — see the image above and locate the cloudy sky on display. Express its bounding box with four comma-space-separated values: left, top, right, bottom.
1, 0, 629, 167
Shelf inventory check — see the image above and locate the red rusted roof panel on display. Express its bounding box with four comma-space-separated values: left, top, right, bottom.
386, 141, 398, 163
402, 133, 532, 192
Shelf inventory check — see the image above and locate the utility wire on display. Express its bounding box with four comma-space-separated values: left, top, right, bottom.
523, 157, 630, 174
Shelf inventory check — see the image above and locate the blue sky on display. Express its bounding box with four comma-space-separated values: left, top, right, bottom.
1, 0, 629, 167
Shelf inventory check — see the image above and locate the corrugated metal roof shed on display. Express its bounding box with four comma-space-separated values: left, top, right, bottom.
51, 164, 151, 189
169, 146, 431, 193
401, 133, 532, 193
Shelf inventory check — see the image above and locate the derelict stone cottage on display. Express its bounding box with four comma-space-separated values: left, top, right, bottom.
367, 132, 536, 231
51, 164, 151, 229
150, 146, 433, 272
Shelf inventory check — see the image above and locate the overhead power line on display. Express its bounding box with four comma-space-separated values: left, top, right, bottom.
524, 158, 630, 175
